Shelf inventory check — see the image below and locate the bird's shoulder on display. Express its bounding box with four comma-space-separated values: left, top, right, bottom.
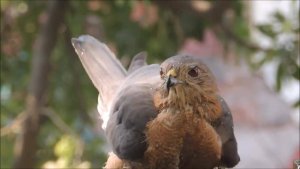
105, 64, 162, 161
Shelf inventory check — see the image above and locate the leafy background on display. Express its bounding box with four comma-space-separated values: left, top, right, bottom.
1, 0, 299, 168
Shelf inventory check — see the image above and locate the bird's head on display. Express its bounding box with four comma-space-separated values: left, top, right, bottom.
158, 55, 221, 120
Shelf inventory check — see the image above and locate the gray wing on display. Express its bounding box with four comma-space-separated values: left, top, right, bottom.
214, 96, 240, 168
128, 52, 148, 74
106, 64, 161, 161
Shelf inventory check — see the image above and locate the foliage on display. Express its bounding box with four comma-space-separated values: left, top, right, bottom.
0, 0, 298, 168
252, 6, 299, 106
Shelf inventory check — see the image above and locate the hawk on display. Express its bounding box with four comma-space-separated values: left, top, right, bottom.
72, 35, 240, 169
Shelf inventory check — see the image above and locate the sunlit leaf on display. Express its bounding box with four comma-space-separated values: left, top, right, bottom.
54, 135, 75, 162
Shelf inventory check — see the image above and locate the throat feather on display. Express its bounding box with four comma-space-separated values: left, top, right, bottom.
157, 86, 221, 122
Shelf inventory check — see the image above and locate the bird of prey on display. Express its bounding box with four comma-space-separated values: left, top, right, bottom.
72, 35, 240, 169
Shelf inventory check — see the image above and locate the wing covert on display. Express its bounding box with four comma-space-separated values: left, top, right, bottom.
214, 96, 240, 168
106, 84, 158, 161
105, 65, 161, 161
128, 52, 148, 74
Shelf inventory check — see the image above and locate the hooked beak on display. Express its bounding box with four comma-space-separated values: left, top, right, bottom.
166, 76, 179, 91
165, 68, 182, 91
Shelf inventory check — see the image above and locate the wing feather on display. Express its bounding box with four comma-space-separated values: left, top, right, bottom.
128, 52, 148, 74
106, 65, 161, 160
214, 96, 240, 167
72, 35, 126, 128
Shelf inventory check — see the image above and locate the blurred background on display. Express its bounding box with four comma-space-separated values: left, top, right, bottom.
1, 0, 299, 168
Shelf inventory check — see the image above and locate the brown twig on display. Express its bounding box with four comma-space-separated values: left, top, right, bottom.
0, 112, 26, 137
41, 108, 84, 165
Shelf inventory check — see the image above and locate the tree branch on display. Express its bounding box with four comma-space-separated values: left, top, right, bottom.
0, 112, 25, 137
155, 1, 273, 53
154, 0, 233, 25
13, 1, 69, 168
41, 108, 84, 165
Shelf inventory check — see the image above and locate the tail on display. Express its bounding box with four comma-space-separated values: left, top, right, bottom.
72, 35, 126, 129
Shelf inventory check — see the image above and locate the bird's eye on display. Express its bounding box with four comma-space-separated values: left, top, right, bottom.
188, 67, 198, 77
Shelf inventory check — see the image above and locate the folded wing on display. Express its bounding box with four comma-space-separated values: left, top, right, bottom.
106, 64, 161, 161
215, 96, 240, 167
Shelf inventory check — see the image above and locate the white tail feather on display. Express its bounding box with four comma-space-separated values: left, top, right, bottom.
72, 35, 127, 129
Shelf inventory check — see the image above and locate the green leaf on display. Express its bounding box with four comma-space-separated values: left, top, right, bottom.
54, 135, 75, 162
293, 99, 300, 107
292, 65, 300, 80
257, 24, 276, 38
275, 62, 285, 91
274, 11, 285, 23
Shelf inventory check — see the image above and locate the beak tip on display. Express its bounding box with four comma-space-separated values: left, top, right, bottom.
166, 76, 177, 91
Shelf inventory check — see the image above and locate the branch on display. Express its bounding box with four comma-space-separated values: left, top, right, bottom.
41, 108, 84, 165
154, 0, 233, 24
0, 112, 25, 137
154, 0, 273, 53
13, 1, 69, 168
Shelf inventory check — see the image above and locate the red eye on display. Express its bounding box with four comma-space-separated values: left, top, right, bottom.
188, 68, 198, 77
